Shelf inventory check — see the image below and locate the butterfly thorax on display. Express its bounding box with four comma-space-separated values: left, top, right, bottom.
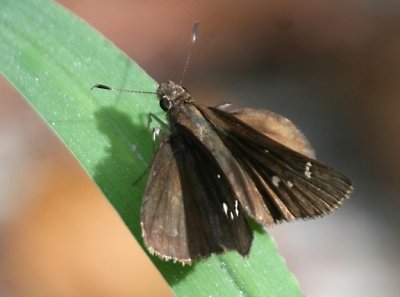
157, 81, 209, 135
157, 80, 193, 112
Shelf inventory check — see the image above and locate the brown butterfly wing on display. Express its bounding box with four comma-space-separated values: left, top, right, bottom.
216, 105, 315, 158
196, 104, 353, 223
140, 137, 190, 263
141, 129, 253, 264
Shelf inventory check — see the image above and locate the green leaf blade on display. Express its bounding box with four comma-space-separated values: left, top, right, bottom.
0, 0, 305, 296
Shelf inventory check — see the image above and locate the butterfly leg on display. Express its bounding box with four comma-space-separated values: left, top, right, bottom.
132, 115, 169, 185
151, 127, 162, 153
147, 113, 170, 152
148, 113, 169, 131
132, 127, 161, 185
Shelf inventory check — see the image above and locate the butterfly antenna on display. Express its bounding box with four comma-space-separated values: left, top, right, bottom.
179, 22, 199, 85
90, 84, 157, 95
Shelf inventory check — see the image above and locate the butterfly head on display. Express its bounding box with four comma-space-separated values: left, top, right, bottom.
157, 80, 192, 111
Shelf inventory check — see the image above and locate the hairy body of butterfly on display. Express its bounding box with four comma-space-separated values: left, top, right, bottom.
140, 80, 353, 264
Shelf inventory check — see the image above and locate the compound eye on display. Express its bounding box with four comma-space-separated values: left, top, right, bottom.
160, 97, 172, 111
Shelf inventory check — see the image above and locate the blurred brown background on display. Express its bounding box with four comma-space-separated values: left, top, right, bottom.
1, 1, 400, 296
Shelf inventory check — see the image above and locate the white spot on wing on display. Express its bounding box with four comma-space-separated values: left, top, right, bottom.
287, 181, 294, 188
234, 200, 239, 216
272, 176, 281, 187
217, 174, 221, 179
230, 212, 234, 220
170, 228, 178, 237
223, 203, 228, 216
305, 162, 312, 178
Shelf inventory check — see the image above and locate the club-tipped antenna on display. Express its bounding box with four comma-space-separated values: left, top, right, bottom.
179, 22, 199, 85
90, 84, 157, 95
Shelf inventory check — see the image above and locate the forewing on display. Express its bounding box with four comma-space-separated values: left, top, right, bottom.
216, 105, 315, 158
199, 105, 353, 223
141, 132, 253, 263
